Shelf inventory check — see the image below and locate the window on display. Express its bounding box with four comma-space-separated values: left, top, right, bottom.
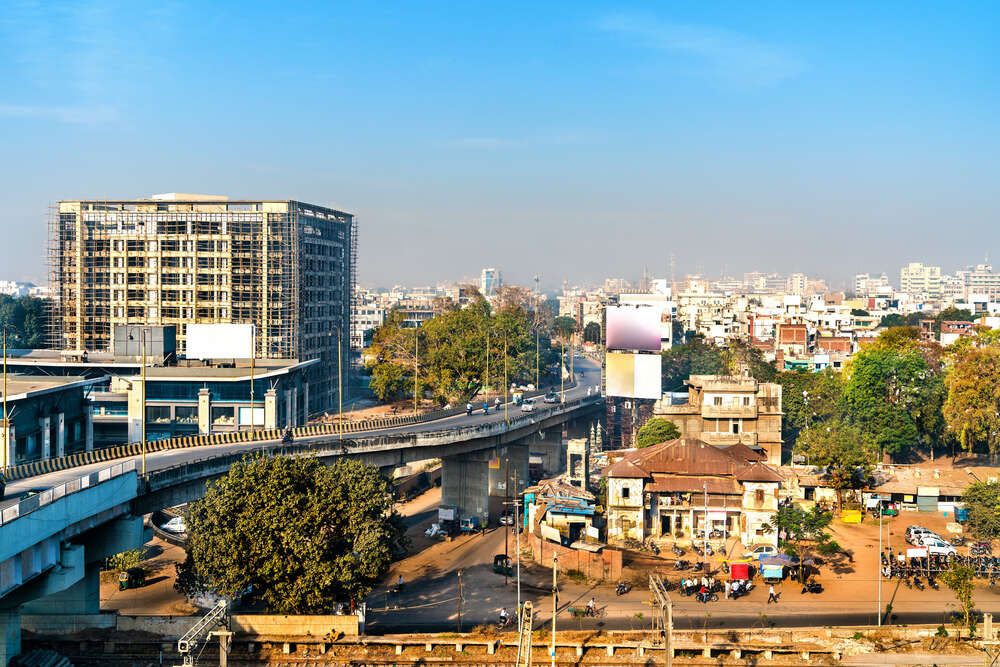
755, 489, 764, 505
622, 486, 630, 499
713, 396, 722, 406
743, 396, 750, 406
732, 422, 740, 434
175, 406, 198, 424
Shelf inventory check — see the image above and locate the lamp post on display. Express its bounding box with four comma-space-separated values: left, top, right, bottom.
414, 330, 419, 414
560, 339, 565, 403
504, 336, 508, 424
127, 326, 148, 476
1, 325, 7, 473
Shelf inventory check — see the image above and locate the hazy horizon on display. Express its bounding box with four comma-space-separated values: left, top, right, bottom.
2, 2, 997, 289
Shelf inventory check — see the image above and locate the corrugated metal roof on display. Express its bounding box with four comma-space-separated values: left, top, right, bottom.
646, 476, 741, 494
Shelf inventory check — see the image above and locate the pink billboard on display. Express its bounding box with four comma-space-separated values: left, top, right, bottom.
606, 305, 661, 352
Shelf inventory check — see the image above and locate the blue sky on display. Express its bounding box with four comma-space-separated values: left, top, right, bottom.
1, 1, 997, 288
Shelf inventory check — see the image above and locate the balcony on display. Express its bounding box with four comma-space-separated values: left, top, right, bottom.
699, 432, 758, 447
703, 405, 757, 419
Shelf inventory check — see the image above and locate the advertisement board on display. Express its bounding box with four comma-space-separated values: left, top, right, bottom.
606, 305, 661, 352
606, 352, 662, 399
186, 323, 254, 359
238, 407, 265, 426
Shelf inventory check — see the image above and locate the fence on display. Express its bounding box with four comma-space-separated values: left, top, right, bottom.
0, 459, 136, 527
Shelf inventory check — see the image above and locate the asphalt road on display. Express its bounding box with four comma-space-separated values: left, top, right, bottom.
2, 357, 602, 501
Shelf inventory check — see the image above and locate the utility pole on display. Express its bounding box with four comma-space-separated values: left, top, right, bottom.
414, 331, 419, 414
515, 469, 521, 625
703, 482, 709, 569
249, 325, 255, 439
457, 569, 463, 632
505, 456, 510, 586
535, 327, 539, 390
504, 337, 509, 423
559, 339, 564, 403
878, 505, 883, 626
333, 326, 343, 440
2, 325, 7, 472
551, 554, 558, 667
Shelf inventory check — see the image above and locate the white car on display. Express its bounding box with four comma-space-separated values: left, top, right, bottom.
162, 516, 187, 534
747, 544, 777, 559
520, 399, 536, 413
424, 523, 441, 538
920, 537, 957, 557
499, 513, 514, 526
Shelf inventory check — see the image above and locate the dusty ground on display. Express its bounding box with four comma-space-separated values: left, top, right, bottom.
100, 536, 196, 615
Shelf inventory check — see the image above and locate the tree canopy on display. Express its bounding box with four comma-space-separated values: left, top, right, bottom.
944, 338, 1000, 457
176, 455, 404, 613
583, 321, 601, 344
366, 301, 556, 404
0, 295, 49, 348
960, 481, 1000, 540
763, 504, 840, 581
636, 417, 680, 448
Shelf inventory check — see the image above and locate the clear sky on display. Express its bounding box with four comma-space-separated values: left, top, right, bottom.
2, 1, 997, 289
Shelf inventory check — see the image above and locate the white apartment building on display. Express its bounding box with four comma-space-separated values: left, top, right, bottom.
899, 262, 942, 298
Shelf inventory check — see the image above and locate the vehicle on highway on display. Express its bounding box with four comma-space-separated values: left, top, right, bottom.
520, 399, 536, 413
746, 544, 777, 559
499, 512, 514, 525
162, 516, 187, 534
492, 554, 513, 576
118, 567, 147, 591
542, 392, 559, 404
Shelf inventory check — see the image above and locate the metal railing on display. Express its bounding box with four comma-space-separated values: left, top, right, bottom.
0, 459, 136, 527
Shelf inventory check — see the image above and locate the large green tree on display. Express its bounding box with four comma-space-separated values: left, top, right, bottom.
176, 455, 404, 613
583, 321, 601, 344
660, 335, 727, 392
636, 417, 681, 448
944, 340, 1000, 457
940, 564, 977, 637
960, 481, 1000, 540
762, 504, 840, 582
0, 295, 49, 348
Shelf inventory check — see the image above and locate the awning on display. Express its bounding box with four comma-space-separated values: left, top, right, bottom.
729, 562, 750, 580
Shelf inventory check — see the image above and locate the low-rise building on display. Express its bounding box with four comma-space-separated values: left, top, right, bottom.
602, 438, 781, 547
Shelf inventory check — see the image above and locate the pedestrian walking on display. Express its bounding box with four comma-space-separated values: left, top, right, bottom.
767, 585, 778, 604
724, 580, 730, 599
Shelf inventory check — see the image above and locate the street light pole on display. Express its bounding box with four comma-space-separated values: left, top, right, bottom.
504, 336, 508, 423
414, 331, 419, 414
551, 553, 558, 667
877, 506, 882, 626
560, 339, 564, 403
141, 327, 147, 476
703, 482, 708, 568
2, 325, 7, 472
331, 326, 343, 440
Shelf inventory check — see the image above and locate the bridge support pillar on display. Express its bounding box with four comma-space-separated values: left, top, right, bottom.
265, 389, 278, 430
198, 388, 211, 435
40, 416, 51, 460
56, 413, 66, 459
1, 423, 13, 469
488, 443, 530, 518
85, 406, 94, 452
441, 451, 491, 521
21, 563, 99, 616
0, 608, 20, 667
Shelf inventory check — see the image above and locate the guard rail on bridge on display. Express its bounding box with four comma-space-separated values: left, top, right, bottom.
0, 459, 136, 527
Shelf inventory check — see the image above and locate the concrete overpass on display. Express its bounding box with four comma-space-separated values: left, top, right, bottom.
0, 362, 603, 665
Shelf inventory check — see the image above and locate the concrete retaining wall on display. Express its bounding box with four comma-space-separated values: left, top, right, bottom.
22, 613, 359, 638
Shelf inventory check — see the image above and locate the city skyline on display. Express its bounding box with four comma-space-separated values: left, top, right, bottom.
2, 3, 997, 288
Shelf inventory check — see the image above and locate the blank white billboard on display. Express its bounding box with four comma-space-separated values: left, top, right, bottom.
606, 352, 662, 399
606, 305, 661, 352
186, 324, 254, 359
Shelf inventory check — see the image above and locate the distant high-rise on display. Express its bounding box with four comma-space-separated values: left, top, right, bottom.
899, 262, 942, 297
49, 194, 356, 414
480, 267, 502, 297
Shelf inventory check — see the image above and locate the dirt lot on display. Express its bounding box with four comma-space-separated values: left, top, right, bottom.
100, 537, 196, 615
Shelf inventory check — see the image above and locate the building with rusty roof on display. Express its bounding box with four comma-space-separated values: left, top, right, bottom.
603, 437, 782, 548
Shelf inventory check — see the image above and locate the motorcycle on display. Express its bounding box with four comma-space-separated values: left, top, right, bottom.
671, 545, 685, 557
801, 581, 823, 594
616, 582, 632, 596
928, 577, 940, 591
692, 561, 705, 573
913, 576, 924, 591
281, 429, 294, 444
646, 541, 661, 555
696, 591, 719, 603
709, 529, 724, 540
496, 614, 513, 630
673, 560, 691, 570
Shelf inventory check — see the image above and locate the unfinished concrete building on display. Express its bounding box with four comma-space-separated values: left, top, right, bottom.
48, 193, 356, 415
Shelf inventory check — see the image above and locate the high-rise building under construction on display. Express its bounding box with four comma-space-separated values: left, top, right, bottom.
48, 193, 356, 414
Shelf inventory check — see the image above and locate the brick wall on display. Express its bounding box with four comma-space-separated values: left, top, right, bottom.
527, 533, 622, 581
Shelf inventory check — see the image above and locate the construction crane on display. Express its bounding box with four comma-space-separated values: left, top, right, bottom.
515, 601, 534, 667
176, 599, 231, 666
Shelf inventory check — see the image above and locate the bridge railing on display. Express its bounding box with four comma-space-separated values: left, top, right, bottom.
0, 459, 136, 527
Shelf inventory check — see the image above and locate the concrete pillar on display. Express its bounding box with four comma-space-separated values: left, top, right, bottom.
291, 388, 298, 427
0, 608, 20, 667
22, 565, 99, 615
264, 389, 277, 430
1, 423, 13, 469
56, 413, 65, 458
85, 406, 93, 452
127, 380, 145, 444
285, 390, 293, 428
441, 453, 490, 520
40, 416, 51, 460
302, 382, 309, 421
198, 388, 211, 435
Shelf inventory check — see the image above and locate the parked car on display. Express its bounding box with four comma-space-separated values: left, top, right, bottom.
162, 516, 187, 534
746, 544, 778, 560
459, 516, 481, 532
542, 393, 559, 404
499, 513, 514, 526
520, 399, 536, 413
906, 526, 937, 545
920, 537, 958, 557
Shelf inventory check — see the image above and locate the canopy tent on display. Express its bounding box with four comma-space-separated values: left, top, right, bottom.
729, 562, 750, 580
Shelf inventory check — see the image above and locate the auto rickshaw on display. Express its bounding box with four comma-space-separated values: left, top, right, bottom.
492, 554, 513, 576
118, 567, 147, 591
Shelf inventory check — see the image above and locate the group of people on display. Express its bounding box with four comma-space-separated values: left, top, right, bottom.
466, 397, 503, 416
